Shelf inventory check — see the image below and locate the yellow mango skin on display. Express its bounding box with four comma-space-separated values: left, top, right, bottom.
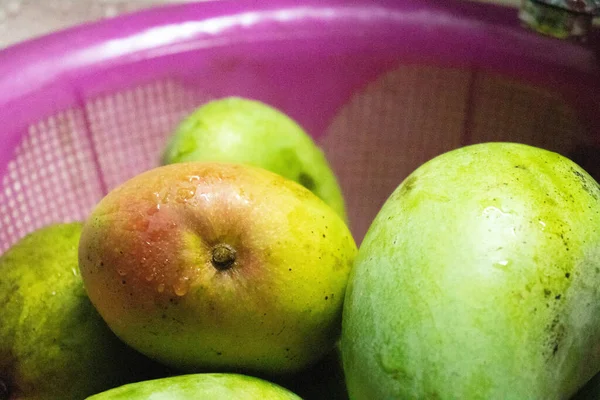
341, 142, 600, 400
79, 162, 356, 375
86, 373, 301, 400
0, 223, 164, 400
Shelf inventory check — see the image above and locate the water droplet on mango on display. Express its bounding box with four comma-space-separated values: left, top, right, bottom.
493, 260, 511, 271
174, 284, 189, 297
176, 187, 196, 203
173, 277, 190, 297
147, 205, 159, 216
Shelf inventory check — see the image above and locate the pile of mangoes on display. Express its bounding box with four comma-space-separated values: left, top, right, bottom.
2, 98, 600, 400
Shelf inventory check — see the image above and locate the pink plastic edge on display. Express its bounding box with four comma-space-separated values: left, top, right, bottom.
0, 0, 598, 181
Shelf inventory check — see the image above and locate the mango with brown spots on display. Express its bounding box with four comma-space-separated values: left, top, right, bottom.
342, 142, 600, 400
78, 162, 356, 376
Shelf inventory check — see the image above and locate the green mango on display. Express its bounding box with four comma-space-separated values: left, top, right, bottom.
161, 97, 347, 222
341, 142, 600, 399
86, 373, 301, 399
0, 223, 167, 400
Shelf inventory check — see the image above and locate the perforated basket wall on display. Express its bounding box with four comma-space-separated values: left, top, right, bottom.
0, 0, 599, 253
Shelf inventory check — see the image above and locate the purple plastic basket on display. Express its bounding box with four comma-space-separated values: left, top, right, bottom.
0, 0, 598, 250
1, 1, 600, 398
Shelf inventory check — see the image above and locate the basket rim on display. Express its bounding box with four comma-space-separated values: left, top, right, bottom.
0, 0, 598, 179
0, 0, 597, 103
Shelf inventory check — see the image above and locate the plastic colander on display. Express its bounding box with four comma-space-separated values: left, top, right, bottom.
1, 1, 600, 398
0, 0, 598, 254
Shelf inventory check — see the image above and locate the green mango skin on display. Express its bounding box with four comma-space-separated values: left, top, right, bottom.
161, 97, 347, 222
341, 142, 600, 400
86, 373, 302, 400
0, 223, 167, 400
